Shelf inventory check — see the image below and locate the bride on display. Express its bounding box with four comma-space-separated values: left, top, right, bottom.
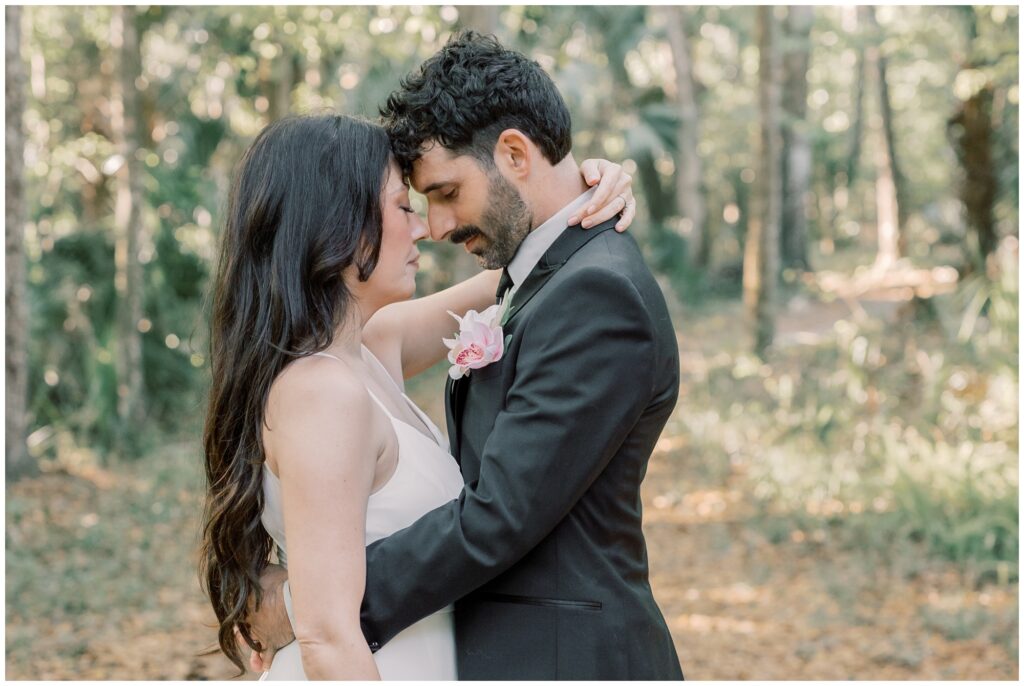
199, 113, 634, 679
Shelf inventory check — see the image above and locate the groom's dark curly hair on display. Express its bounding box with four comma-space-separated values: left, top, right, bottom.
380, 30, 573, 176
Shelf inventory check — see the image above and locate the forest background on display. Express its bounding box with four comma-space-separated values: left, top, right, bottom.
4, 4, 1019, 679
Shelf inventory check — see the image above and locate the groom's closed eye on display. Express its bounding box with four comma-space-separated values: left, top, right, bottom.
421, 180, 458, 200
429, 188, 458, 204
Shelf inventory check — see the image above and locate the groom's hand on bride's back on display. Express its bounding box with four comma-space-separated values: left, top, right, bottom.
232, 626, 274, 673
238, 563, 295, 673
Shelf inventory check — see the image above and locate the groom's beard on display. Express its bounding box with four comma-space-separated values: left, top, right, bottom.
450, 171, 532, 270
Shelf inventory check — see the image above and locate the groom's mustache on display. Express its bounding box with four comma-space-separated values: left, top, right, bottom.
449, 226, 483, 245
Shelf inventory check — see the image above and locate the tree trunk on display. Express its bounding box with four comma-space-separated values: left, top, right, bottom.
864, 6, 907, 267
875, 33, 909, 237
819, 153, 838, 255
948, 8, 999, 273
6, 6, 37, 480
872, 124, 901, 267
744, 6, 782, 357
950, 87, 998, 269
845, 8, 866, 190
731, 168, 751, 249
663, 5, 707, 269
458, 5, 500, 35
259, 48, 295, 123
780, 5, 813, 271
110, 6, 146, 446
636, 149, 675, 227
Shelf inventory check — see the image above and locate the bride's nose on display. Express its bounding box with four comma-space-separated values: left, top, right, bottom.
411, 214, 429, 242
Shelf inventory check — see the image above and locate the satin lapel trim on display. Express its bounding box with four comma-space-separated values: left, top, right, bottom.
502, 263, 558, 327
445, 374, 468, 464
503, 219, 619, 328
444, 376, 459, 463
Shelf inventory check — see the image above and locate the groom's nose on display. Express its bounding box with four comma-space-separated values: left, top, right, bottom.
427, 209, 456, 242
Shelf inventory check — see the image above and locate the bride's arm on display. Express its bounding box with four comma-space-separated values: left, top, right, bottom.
363, 158, 637, 382
264, 360, 384, 680
363, 269, 502, 382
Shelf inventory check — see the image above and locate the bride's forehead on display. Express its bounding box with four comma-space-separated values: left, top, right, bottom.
385, 177, 409, 195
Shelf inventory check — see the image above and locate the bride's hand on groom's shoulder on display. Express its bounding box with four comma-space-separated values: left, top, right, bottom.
572, 159, 637, 232
236, 563, 294, 673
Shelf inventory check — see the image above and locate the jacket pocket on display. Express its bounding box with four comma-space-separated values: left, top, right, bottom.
478, 591, 602, 612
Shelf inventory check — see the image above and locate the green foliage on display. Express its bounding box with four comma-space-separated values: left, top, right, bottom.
28, 231, 119, 453
708, 255, 1017, 573
14, 6, 1019, 575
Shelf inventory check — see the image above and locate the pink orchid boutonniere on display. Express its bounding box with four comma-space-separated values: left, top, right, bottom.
442, 299, 511, 380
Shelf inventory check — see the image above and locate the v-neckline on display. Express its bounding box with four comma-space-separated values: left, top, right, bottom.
307, 347, 445, 450
359, 346, 445, 449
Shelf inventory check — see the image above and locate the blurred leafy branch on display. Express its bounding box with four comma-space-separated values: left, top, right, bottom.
8, 5, 1018, 573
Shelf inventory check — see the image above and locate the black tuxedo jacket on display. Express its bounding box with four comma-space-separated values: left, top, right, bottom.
361, 218, 683, 680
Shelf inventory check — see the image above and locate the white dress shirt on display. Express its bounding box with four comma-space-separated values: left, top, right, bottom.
506, 187, 597, 290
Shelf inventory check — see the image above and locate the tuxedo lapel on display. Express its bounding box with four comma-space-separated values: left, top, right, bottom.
445, 374, 469, 465
447, 219, 618, 466
503, 219, 619, 328
501, 263, 558, 326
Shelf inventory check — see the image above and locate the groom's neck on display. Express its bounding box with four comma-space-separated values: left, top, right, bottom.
526, 153, 589, 231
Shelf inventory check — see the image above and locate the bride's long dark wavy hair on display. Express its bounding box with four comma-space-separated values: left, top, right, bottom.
200, 114, 392, 673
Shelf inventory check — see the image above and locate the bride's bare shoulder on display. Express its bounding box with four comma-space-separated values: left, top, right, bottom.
262, 354, 384, 477
266, 354, 371, 424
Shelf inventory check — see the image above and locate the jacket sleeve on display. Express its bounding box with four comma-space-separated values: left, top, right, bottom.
359, 266, 658, 648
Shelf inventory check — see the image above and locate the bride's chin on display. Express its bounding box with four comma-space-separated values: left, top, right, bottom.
387, 282, 417, 305
402, 275, 418, 299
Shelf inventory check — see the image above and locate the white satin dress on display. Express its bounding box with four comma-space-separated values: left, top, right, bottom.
259, 349, 463, 680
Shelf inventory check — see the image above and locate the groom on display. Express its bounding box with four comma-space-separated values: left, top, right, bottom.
252, 31, 683, 679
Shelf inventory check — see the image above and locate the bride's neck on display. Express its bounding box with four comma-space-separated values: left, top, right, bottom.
324, 299, 371, 359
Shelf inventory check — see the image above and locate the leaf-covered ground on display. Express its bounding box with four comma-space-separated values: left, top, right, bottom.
5, 442, 1016, 680
644, 454, 1018, 679
6, 261, 1017, 679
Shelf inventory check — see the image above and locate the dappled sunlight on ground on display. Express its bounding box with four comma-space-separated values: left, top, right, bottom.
641, 442, 1018, 679
645, 488, 1015, 673
671, 612, 761, 635
647, 486, 749, 524
6, 251, 1017, 679
639, 260, 1017, 677
6, 454, 253, 680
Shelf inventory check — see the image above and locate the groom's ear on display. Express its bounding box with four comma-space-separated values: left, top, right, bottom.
493, 129, 532, 182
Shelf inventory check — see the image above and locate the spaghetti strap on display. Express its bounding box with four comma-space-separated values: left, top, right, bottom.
362, 345, 447, 449
311, 351, 396, 421
361, 344, 406, 395
311, 351, 345, 363
310, 350, 444, 448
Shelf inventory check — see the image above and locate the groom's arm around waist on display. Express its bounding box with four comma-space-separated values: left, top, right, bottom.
360, 264, 662, 649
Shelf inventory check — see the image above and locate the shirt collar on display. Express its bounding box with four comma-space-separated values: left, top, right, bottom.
507, 187, 596, 288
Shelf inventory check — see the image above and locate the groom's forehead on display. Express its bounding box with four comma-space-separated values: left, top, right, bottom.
410, 144, 483, 192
